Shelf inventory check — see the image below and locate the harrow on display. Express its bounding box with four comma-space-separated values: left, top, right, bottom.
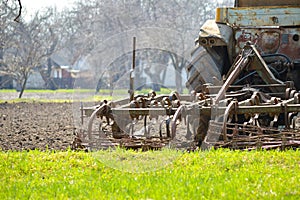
76, 84, 300, 151
75, 43, 300, 151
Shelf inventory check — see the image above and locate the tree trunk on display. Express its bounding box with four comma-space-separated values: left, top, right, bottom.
40, 58, 57, 90
169, 53, 185, 93
18, 76, 28, 98
175, 68, 183, 93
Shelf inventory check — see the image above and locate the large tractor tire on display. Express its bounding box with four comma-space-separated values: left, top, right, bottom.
186, 46, 222, 93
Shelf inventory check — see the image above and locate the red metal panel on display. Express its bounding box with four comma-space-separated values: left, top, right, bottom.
235, 28, 300, 61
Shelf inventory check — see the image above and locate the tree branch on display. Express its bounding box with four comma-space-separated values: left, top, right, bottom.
14, 0, 22, 22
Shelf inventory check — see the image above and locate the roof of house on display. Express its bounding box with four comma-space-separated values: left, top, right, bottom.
50, 54, 70, 67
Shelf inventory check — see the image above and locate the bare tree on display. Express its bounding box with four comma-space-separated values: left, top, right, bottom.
0, 1, 19, 56
14, 0, 22, 22
2, 0, 230, 96
151, 0, 217, 93
58, 0, 229, 92
0, 0, 19, 88
0, 8, 58, 98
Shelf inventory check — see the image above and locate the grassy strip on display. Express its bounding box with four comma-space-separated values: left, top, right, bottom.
0, 88, 176, 94
0, 149, 299, 199
0, 96, 117, 104
0, 98, 73, 104
0, 97, 113, 104
0, 88, 187, 96
0, 88, 177, 103
0, 89, 93, 93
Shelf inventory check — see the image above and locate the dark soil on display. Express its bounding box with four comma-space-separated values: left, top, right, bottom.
0, 92, 195, 151
0, 102, 76, 151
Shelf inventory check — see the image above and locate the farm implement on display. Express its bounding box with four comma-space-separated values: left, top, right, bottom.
74, 0, 300, 151
76, 43, 300, 151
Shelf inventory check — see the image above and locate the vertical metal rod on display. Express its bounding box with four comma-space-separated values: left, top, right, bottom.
144, 116, 149, 138
130, 37, 136, 101
80, 102, 84, 125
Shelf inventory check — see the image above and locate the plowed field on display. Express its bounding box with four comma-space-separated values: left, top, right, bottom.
0, 102, 75, 150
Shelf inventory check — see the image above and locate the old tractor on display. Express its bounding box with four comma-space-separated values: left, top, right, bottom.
77, 0, 300, 151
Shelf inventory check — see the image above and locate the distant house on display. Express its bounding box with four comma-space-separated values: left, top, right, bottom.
51, 65, 79, 89
47, 54, 80, 89
0, 51, 82, 90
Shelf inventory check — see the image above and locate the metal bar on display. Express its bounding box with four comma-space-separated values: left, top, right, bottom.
207, 83, 288, 90
218, 7, 300, 27
112, 108, 177, 116
129, 37, 136, 101
232, 104, 300, 114
80, 102, 84, 125
214, 49, 251, 104
200, 103, 300, 116
236, 0, 300, 7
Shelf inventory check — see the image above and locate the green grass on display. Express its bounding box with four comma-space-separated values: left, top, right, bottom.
1, 148, 299, 199
0, 98, 73, 104
0, 89, 112, 103
0, 88, 185, 96
0, 88, 185, 103
0, 88, 179, 94
0, 96, 114, 104
0, 89, 94, 93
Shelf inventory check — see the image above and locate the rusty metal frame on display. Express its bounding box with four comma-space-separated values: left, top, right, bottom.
216, 6, 300, 27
